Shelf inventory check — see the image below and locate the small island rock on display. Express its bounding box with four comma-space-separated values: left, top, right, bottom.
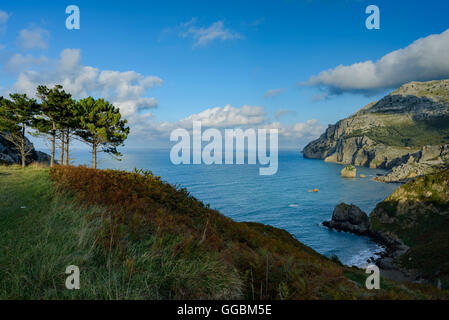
341, 165, 356, 178
322, 203, 370, 235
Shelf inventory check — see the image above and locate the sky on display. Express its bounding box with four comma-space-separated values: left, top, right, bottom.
1, 0, 449, 151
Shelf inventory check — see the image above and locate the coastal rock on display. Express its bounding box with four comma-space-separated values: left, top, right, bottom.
341, 165, 356, 178
0, 133, 51, 165
323, 202, 413, 281
374, 143, 449, 183
322, 203, 370, 235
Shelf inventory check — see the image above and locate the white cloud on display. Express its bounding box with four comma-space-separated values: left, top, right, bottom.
290, 119, 324, 139
264, 88, 284, 98
5, 53, 49, 72
303, 28, 449, 95
129, 104, 324, 148
0, 11, 9, 33
180, 19, 243, 47
12, 48, 162, 116
16, 27, 50, 50
181, 104, 266, 127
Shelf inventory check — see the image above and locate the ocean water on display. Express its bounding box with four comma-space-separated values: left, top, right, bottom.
69, 148, 398, 267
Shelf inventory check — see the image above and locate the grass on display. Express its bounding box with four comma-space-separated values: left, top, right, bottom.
392, 79, 449, 104
0, 166, 240, 299
0, 165, 448, 299
346, 115, 449, 148
370, 169, 449, 288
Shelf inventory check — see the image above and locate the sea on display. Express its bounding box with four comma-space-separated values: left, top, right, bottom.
68, 148, 398, 267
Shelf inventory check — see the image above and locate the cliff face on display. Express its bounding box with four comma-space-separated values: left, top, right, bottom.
303, 80, 449, 181
0, 133, 51, 165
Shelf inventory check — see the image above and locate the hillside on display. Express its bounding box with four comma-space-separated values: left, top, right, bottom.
370, 169, 449, 288
322, 169, 449, 289
303, 80, 449, 182
0, 165, 447, 299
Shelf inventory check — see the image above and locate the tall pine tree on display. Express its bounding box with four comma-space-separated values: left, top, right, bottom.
0, 94, 39, 168
76, 97, 129, 169
36, 85, 72, 167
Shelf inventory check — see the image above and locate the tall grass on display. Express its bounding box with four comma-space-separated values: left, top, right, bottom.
0, 166, 240, 299
1, 166, 447, 299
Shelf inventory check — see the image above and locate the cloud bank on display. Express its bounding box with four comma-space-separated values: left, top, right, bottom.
303, 28, 449, 95
11, 48, 162, 116
130, 104, 324, 148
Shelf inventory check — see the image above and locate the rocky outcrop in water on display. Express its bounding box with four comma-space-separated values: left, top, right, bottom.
323, 203, 370, 235
340, 165, 356, 178
303, 80, 449, 182
324, 169, 449, 287
0, 133, 51, 165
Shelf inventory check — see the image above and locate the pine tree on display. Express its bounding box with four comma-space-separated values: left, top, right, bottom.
61, 98, 80, 165
36, 85, 72, 167
76, 97, 129, 169
0, 94, 39, 168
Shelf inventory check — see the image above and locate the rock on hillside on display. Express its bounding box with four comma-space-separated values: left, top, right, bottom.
0, 133, 51, 165
303, 80, 449, 182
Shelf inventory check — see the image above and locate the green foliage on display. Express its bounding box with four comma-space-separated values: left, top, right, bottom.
2, 84, 129, 168
0, 94, 39, 132
0, 94, 40, 167
370, 170, 449, 286
0, 97, 20, 133
76, 97, 130, 168
35, 85, 73, 132
347, 116, 449, 147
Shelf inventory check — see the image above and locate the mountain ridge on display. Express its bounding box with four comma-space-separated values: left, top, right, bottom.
303, 79, 449, 182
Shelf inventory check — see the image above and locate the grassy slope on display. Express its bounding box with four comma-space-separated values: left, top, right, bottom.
348, 80, 449, 148
370, 169, 449, 288
0, 166, 447, 299
347, 114, 449, 147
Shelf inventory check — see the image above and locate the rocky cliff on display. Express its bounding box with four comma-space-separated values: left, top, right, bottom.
323, 169, 449, 288
303, 80, 449, 182
0, 133, 51, 165
371, 169, 449, 287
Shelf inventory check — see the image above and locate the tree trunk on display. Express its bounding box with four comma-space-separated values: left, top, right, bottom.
60, 130, 65, 165
21, 123, 25, 168
50, 121, 56, 167
92, 142, 97, 169
65, 130, 70, 166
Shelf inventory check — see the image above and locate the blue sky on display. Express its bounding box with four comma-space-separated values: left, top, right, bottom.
1, 0, 449, 150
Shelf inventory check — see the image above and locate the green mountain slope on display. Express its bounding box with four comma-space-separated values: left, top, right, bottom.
370, 169, 449, 288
